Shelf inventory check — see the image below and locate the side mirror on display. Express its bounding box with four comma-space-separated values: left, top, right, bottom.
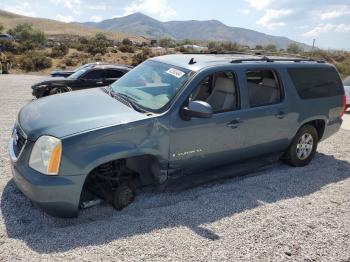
181, 100, 213, 120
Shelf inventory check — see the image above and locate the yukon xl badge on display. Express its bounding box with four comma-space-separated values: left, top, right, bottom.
172, 149, 203, 158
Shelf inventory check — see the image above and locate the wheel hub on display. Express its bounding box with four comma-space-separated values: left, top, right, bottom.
296, 133, 313, 160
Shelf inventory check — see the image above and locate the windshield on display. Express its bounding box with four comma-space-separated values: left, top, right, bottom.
343, 76, 350, 86
68, 68, 88, 79
111, 60, 192, 111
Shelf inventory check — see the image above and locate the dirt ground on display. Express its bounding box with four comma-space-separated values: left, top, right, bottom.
0, 75, 349, 261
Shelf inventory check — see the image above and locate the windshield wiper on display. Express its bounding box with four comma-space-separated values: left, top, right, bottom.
109, 88, 148, 114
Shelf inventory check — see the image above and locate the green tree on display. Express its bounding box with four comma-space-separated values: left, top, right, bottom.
264, 44, 277, 52
287, 43, 302, 54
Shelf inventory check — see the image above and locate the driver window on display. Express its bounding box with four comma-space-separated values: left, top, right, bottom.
190, 72, 238, 113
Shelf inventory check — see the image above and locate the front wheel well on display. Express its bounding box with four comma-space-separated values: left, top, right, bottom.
80, 155, 166, 206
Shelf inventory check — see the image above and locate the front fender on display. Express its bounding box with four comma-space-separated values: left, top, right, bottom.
59, 121, 169, 177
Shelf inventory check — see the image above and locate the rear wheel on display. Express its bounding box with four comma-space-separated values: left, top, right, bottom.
283, 125, 318, 167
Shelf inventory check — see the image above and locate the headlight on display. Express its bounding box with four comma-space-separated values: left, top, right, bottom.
29, 136, 62, 175
38, 84, 47, 88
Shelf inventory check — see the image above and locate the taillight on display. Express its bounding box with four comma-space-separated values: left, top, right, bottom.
341, 95, 346, 118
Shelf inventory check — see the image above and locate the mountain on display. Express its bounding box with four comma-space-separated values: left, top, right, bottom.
80, 12, 309, 49
0, 10, 145, 42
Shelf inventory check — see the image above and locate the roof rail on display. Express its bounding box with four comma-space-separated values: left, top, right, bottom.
231, 56, 326, 64
182, 51, 248, 55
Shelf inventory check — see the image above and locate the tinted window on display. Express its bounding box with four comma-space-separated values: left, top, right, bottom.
288, 67, 344, 99
82, 70, 103, 79
343, 76, 350, 86
246, 70, 282, 107
104, 69, 125, 79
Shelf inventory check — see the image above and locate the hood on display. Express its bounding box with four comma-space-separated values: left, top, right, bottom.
19, 88, 149, 141
32, 78, 75, 88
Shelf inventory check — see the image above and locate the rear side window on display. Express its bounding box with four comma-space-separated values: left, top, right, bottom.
246, 69, 282, 107
104, 69, 125, 79
288, 67, 344, 99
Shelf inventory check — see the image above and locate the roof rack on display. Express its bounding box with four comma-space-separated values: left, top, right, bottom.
182, 51, 248, 55
231, 56, 326, 64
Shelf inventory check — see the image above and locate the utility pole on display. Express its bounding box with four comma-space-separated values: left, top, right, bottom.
311, 39, 316, 58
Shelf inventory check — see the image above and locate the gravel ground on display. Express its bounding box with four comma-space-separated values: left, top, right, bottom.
0, 75, 350, 261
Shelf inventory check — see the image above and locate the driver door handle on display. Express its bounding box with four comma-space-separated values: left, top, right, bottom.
96, 81, 104, 84
226, 119, 242, 129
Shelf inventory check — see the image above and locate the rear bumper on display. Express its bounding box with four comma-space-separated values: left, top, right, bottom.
8, 138, 85, 218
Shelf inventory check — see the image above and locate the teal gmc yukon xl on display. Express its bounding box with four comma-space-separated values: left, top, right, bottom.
9, 54, 346, 217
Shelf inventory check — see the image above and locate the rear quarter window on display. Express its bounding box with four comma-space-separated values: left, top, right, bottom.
288, 67, 344, 99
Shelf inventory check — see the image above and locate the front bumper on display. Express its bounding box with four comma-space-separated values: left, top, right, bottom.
31, 87, 46, 98
8, 136, 84, 218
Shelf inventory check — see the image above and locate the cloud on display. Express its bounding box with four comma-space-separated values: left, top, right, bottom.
123, 0, 177, 19
3, 2, 36, 17
245, 0, 275, 10
90, 16, 103, 22
55, 14, 74, 23
319, 5, 350, 20
237, 8, 251, 15
50, 0, 81, 14
86, 4, 107, 11
303, 23, 350, 37
256, 9, 293, 30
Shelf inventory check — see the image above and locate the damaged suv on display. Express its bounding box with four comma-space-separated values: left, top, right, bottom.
9, 55, 346, 217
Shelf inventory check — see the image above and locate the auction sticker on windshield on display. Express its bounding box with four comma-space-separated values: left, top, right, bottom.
166, 68, 185, 78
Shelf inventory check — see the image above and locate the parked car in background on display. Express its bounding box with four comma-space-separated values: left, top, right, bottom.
10, 54, 345, 217
50, 62, 132, 77
32, 64, 133, 98
343, 76, 350, 109
0, 34, 15, 41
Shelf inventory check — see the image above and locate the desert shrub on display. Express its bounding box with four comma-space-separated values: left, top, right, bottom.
85, 33, 111, 55
132, 48, 153, 66
8, 23, 46, 51
122, 38, 133, 46
158, 38, 175, 48
63, 56, 78, 66
79, 37, 89, 45
51, 43, 69, 58
264, 44, 277, 52
118, 44, 135, 53
0, 23, 4, 33
0, 40, 20, 53
208, 41, 241, 52
19, 51, 52, 71
287, 43, 303, 54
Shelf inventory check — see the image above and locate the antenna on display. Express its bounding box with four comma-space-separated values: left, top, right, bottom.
189, 58, 196, 65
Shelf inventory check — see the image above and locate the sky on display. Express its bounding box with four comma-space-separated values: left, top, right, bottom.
1, 0, 350, 50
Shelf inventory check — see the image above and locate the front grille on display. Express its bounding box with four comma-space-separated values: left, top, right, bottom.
13, 126, 26, 157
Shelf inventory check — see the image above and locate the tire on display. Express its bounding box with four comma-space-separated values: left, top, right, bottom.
283, 124, 318, 167
112, 182, 136, 210
49, 86, 70, 96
